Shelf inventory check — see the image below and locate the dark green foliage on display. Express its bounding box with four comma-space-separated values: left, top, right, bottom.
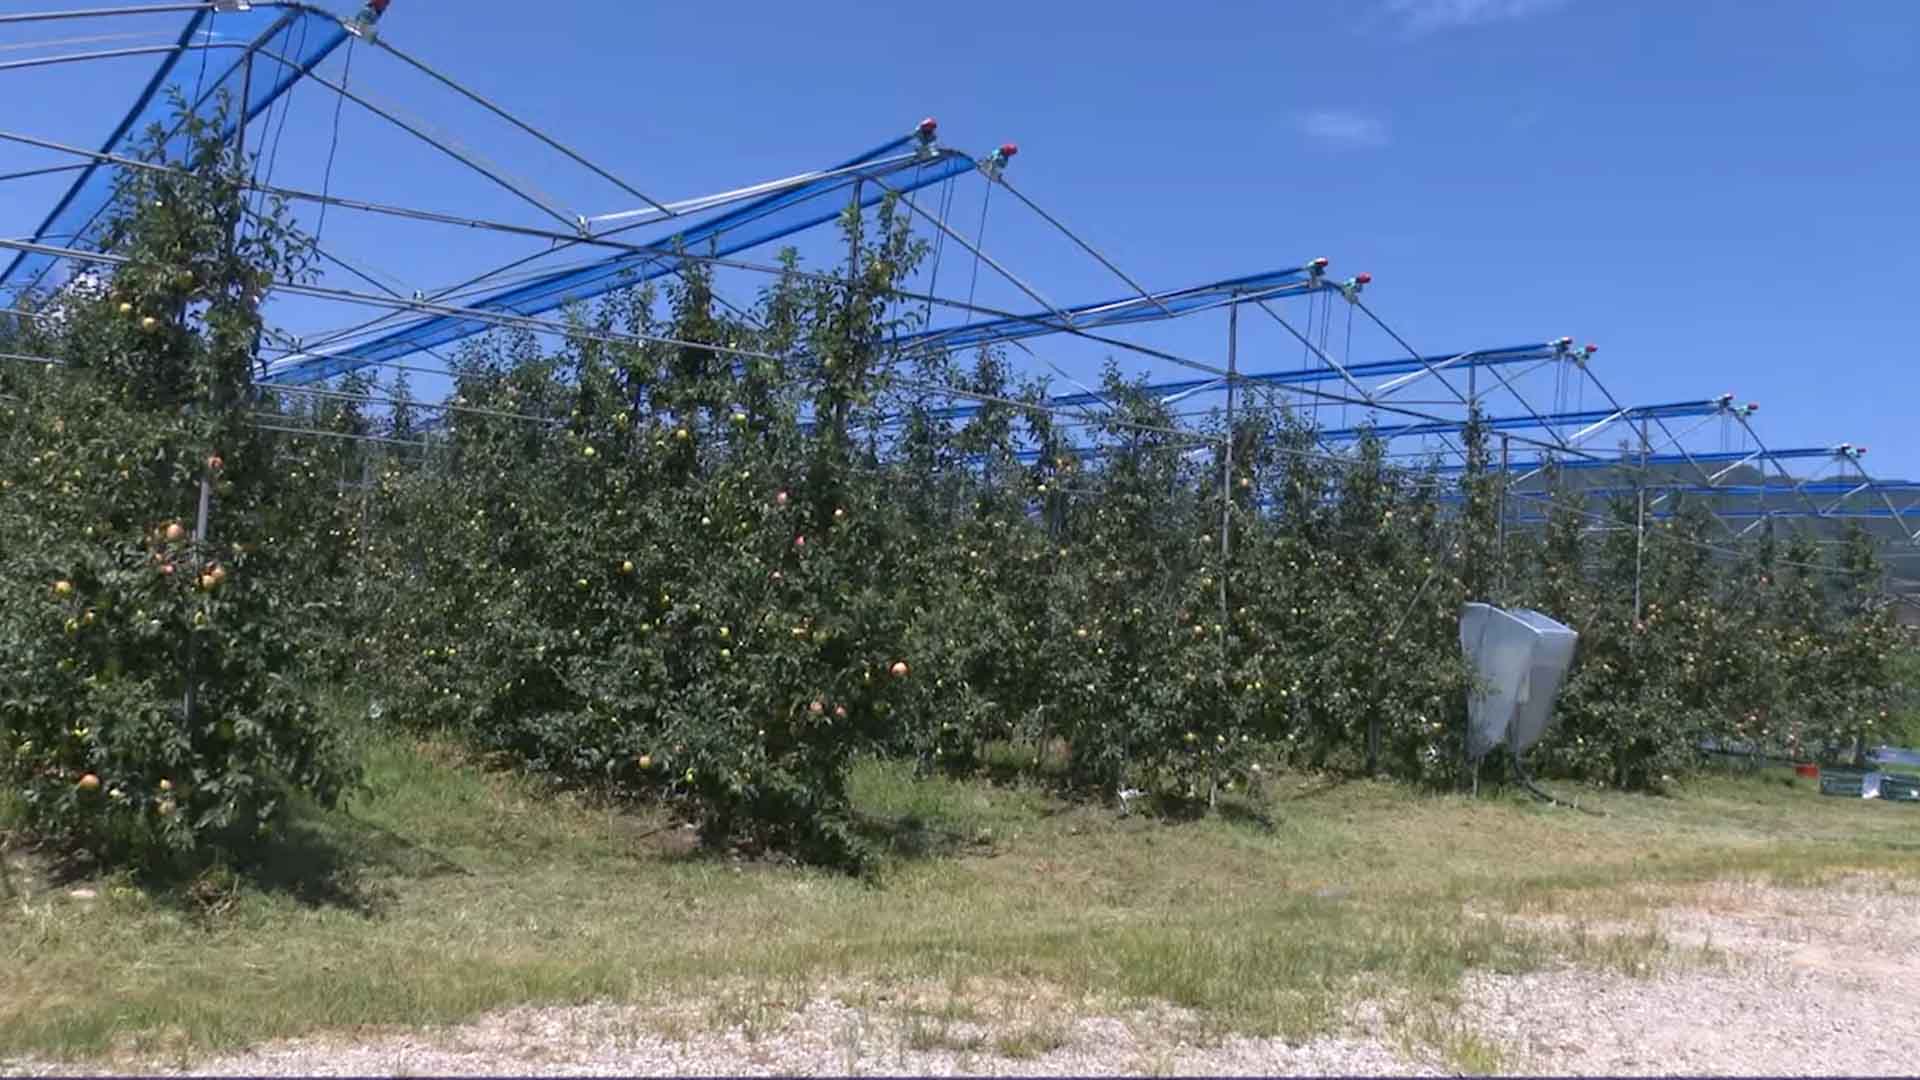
0, 96, 356, 870
3, 100, 1909, 880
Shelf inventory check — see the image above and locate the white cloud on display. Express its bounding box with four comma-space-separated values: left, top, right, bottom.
1382, 0, 1570, 33
1296, 110, 1389, 148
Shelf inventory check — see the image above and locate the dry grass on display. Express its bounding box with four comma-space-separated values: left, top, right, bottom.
2, 729, 1917, 1072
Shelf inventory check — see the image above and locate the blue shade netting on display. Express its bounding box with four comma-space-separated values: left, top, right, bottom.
1316, 398, 1731, 444
900, 266, 1318, 360
261, 138, 977, 385
1, 3, 351, 298
1420, 445, 1846, 477
921, 342, 1560, 423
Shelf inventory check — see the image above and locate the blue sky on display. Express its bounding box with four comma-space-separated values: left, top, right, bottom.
3, 0, 1916, 478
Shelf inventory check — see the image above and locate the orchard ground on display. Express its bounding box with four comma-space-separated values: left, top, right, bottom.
4, 708, 1919, 1074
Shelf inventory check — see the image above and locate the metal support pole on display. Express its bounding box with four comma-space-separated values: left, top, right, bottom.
183, 473, 212, 727
1498, 433, 1510, 602
187, 42, 254, 729
1220, 300, 1237, 631
1634, 418, 1648, 623
1216, 299, 1238, 806
847, 180, 862, 284
359, 453, 372, 560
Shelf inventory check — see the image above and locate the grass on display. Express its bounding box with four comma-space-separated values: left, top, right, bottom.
3, 726, 1919, 1070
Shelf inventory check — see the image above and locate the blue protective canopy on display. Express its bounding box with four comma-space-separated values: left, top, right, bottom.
1417, 445, 1848, 476
261, 136, 977, 385
1313, 398, 1728, 444
1, 3, 352, 297
1503, 507, 1914, 524
898, 267, 1318, 360
916, 342, 1559, 422
981, 400, 1739, 467
1506, 481, 1920, 500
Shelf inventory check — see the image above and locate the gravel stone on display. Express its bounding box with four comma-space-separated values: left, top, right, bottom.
1461, 874, 1920, 1076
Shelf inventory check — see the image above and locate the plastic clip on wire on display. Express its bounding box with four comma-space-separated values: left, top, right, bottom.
979, 142, 1017, 181
347, 0, 391, 39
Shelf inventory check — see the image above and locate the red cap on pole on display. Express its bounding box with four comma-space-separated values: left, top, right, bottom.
369, 0, 390, 13
917, 117, 937, 137
1584, 343, 1598, 355
999, 142, 1019, 158
1354, 271, 1372, 285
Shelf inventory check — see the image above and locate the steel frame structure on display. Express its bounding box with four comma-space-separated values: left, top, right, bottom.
1, 0, 1914, 579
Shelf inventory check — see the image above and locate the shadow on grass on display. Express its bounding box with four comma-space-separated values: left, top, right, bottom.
18, 784, 475, 920
850, 809, 998, 862
225, 798, 472, 914
1270, 771, 1357, 803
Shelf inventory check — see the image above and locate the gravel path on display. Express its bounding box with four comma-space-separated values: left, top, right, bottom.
5, 997, 1439, 1078
7, 875, 1917, 1076
1461, 874, 1920, 1076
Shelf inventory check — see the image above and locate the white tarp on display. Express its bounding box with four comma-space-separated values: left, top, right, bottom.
1460, 603, 1579, 762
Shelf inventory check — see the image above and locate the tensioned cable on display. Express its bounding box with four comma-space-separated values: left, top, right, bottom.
249, 418, 429, 449
0, 30, 171, 52
20, 337, 1843, 567
252, 13, 305, 222
1342, 291, 1354, 432
313, 34, 352, 245
1501, 485, 1872, 577
920, 174, 954, 331
0, 236, 1629, 467
0, 338, 1215, 448
189, 3, 213, 104
960, 181, 991, 328
0, 161, 94, 183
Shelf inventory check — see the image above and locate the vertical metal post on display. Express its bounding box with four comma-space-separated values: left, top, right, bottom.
359, 453, 372, 560
183, 474, 212, 726
847, 180, 862, 284
1220, 300, 1237, 633
1498, 433, 1510, 602
186, 51, 252, 730
1215, 300, 1238, 807
1634, 417, 1648, 623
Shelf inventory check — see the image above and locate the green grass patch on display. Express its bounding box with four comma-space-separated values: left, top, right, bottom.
3, 733, 1916, 1069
